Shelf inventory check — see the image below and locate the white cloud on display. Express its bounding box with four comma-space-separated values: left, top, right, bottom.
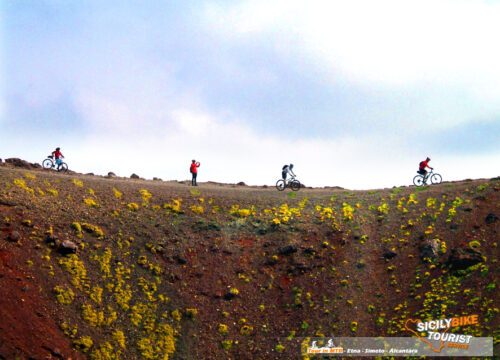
202, 0, 500, 129
63, 106, 499, 189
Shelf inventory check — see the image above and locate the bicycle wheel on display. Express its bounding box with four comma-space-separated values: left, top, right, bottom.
413, 175, 424, 186
276, 179, 286, 191
58, 163, 69, 172
430, 173, 442, 184
42, 159, 53, 169
290, 180, 301, 191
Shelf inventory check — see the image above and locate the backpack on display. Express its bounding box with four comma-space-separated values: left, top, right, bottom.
282, 165, 288, 171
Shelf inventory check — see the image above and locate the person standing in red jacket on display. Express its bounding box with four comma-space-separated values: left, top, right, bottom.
190, 160, 200, 186
418, 157, 433, 183
51, 147, 64, 171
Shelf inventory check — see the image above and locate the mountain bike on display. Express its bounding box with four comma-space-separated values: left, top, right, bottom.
42, 155, 68, 172
276, 175, 301, 191
413, 169, 441, 186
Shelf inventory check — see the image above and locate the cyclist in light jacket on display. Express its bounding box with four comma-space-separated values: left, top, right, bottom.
282, 164, 296, 183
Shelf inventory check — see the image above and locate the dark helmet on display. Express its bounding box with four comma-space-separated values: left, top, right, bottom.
426, 157, 431, 161
192, 159, 196, 162
290, 164, 294, 168
56, 147, 60, 151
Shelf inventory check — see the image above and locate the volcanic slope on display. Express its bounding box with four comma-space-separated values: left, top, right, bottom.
0, 165, 498, 359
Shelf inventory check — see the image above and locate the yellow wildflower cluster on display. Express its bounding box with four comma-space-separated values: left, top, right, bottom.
407, 194, 418, 206
90, 286, 103, 304
112, 330, 126, 349
72, 179, 84, 187
426, 197, 437, 208
377, 203, 389, 215
92, 248, 112, 276
53, 285, 75, 305
46, 189, 59, 196
82, 304, 117, 327
114, 265, 132, 311
136, 323, 176, 360
71, 222, 83, 237
73, 336, 94, 352
137, 255, 163, 276
397, 197, 408, 213
229, 205, 255, 218
13, 178, 35, 195
446, 197, 463, 222
218, 323, 228, 335
190, 205, 204, 215
342, 203, 354, 221
127, 203, 139, 211
113, 187, 123, 199
89, 341, 121, 360
82, 223, 104, 238
24, 173, 36, 179
140, 189, 152, 204
318, 206, 333, 221
84, 198, 99, 208
59, 254, 88, 289
164, 199, 182, 213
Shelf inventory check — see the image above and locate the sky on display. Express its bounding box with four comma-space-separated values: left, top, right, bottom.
1, 0, 499, 189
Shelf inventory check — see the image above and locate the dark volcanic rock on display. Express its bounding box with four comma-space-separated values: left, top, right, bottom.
279, 245, 298, 255
130, 173, 140, 179
485, 213, 498, 224
419, 239, 440, 259
8, 231, 21, 242
237, 182, 246, 186
107, 172, 116, 177
5, 158, 33, 169
173, 254, 187, 264
224, 291, 237, 300
383, 249, 397, 260
58, 240, 78, 254
447, 248, 483, 270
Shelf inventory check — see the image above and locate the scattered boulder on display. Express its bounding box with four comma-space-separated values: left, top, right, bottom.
264, 256, 278, 266
279, 245, 298, 255
153, 177, 162, 181
383, 249, 397, 260
45, 234, 58, 247
447, 248, 483, 270
223, 290, 238, 301
485, 213, 498, 224
5, 158, 33, 169
58, 240, 78, 254
130, 173, 140, 179
173, 254, 187, 264
8, 231, 21, 242
85, 173, 94, 176
303, 247, 315, 255
237, 182, 246, 186
419, 239, 440, 259
107, 172, 116, 177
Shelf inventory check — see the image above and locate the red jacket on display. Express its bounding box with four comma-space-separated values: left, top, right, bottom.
190, 162, 200, 174
419, 160, 429, 170
52, 150, 64, 159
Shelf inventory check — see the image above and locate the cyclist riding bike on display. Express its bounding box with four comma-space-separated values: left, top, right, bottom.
51, 147, 65, 171
282, 164, 296, 183
418, 157, 433, 184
